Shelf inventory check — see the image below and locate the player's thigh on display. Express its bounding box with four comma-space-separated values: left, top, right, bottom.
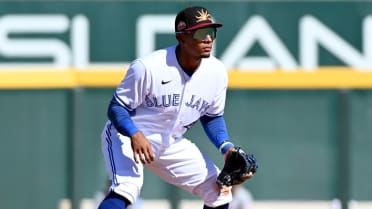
146, 139, 214, 188
101, 122, 144, 203
146, 139, 231, 206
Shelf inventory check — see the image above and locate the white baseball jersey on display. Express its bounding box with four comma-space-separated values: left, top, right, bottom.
102, 45, 232, 206
114, 45, 228, 145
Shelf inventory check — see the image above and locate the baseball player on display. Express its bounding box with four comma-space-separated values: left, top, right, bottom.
98, 6, 256, 209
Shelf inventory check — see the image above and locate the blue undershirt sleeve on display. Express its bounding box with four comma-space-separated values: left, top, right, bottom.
107, 97, 139, 137
200, 115, 234, 154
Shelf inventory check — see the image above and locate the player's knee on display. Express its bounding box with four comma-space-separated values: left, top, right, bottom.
98, 191, 130, 209
203, 203, 229, 209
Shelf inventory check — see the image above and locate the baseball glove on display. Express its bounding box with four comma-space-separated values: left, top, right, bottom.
217, 147, 258, 186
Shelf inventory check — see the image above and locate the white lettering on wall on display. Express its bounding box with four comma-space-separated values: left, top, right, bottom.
138, 14, 372, 71
220, 16, 298, 71
363, 15, 372, 69
71, 15, 89, 69
0, 14, 89, 69
0, 14, 371, 71
300, 15, 370, 71
136, 15, 174, 58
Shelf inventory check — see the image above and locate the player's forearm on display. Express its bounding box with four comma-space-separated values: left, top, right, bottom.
107, 97, 140, 137
200, 115, 234, 154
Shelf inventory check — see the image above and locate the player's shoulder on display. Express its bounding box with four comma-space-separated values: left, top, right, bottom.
129, 46, 176, 78
205, 55, 226, 67
203, 55, 228, 74
200, 56, 228, 86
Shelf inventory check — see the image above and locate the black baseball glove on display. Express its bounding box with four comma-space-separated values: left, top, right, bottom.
217, 147, 258, 186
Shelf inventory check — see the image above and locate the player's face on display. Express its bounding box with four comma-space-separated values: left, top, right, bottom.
180, 27, 217, 58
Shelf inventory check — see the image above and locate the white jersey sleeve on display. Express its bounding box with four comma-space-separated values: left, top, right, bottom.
114, 60, 150, 111
203, 58, 228, 117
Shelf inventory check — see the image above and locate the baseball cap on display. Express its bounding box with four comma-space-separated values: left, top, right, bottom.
175, 6, 223, 32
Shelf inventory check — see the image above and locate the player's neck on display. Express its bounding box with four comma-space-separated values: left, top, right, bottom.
176, 45, 201, 76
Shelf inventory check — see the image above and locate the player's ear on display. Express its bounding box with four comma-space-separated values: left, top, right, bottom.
176, 34, 185, 43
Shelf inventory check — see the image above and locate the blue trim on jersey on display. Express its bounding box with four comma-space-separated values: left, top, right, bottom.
114, 92, 134, 111
108, 97, 139, 137
105, 123, 119, 186
200, 115, 234, 154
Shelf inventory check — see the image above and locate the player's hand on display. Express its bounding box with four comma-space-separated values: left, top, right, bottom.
217, 147, 258, 186
215, 146, 235, 195
218, 184, 231, 196
223, 146, 235, 161
130, 131, 155, 164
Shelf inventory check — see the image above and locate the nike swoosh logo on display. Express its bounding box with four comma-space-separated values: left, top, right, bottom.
161, 80, 171, 85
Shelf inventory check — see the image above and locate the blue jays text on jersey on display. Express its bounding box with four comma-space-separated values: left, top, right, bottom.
145, 94, 211, 114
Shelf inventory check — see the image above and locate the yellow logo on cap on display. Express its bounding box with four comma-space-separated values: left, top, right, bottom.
195, 9, 211, 22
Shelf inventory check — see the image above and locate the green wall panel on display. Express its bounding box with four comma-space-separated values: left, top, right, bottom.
350, 91, 372, 200
1, 89, 371, 209
186, 90, 340, 200
68, 88, 114, 202
0, 90, 70, 209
